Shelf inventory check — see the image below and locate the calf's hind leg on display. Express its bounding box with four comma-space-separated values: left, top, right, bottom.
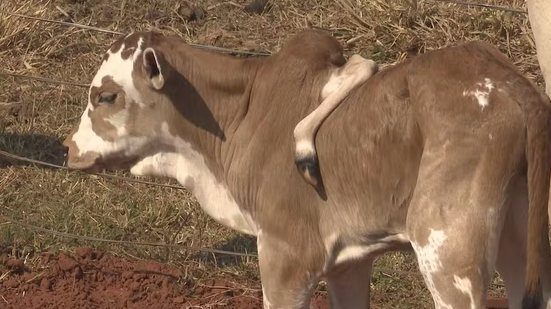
495, 187, 527, 309
406, 135, 521, 308
496, 176, 551, 309
293, 55, 378, 193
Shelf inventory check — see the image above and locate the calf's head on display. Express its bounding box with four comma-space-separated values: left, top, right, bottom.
64, 33, 174, 170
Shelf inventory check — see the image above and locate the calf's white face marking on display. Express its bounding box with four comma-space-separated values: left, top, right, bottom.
411, 229, 452, 309
68, 36, 147, 164
72, 109, 147, 158
130, 123, 256, 235
462, 78, 494, 110
90, 37, 143, 102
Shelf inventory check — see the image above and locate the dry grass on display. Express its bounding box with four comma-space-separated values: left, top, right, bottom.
0, 0, 541, 307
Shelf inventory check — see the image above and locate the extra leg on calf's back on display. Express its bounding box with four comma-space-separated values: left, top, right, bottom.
293, 55, 378, 196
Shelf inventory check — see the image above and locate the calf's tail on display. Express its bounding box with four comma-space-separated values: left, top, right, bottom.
519, 85, 551, 309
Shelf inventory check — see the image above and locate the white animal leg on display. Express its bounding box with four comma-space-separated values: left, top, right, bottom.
293, 55, 378, 193
527, 0, 551, 97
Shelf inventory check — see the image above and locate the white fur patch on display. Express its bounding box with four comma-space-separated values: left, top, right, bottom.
71, 35, 146, 158
320, 55, 377, 100
256, 229, 264, 253
334, 245, 376, 265
105, 109, 129, 136
321, 71, 345, 100
130, 123, 256, 235
71, 103, 147, 157
72, 103, 106, 156
412, 229, 452, 309
323, 233, 339, 253
262, 285, 272, 309
294, 139, 315, 158
91, 36, 144, 105
325, 233, 409, 268
453, 275, 475, 309
462, 78, 494, 110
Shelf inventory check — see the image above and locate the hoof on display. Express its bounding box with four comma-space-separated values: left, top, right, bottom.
295, 155, 327, 200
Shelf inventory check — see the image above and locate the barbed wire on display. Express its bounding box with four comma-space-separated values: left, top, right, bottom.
0, 148, 252, 260
0, 71, 89, 88
1, 0, 528, 91
0, 149, 427, 278
5, 11, 272, 57
0, 204, 511, 283
0, 149, 186, 190
0, 210, 428, 279
0, 150, 258, 259
434, 0, 527, 14
0, 213, 257, 258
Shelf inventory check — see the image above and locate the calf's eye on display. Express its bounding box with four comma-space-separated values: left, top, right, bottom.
98, 92, 117, 104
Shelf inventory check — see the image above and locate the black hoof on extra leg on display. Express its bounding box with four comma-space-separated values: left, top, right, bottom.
314, 181, 328, 201
295, 155, 327, 201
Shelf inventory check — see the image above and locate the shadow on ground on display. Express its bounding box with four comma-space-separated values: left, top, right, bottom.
195, 234, 257, 268
0, 133, 66, 168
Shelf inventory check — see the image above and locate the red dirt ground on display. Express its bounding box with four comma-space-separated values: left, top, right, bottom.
0, 247, 328, 309
0, 247, 510, 308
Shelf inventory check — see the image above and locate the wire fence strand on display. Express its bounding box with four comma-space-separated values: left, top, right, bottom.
434, 0, 527, 14
2, 0, 527, 90
5, 12, 124, 35
0, 149, 186, 190
0, 212, 432, 279
0, 71, 89, 88
0, 213, 258, 258
0, 150, 429, 279
5, 11, 272, 57
0, 151, 254, 259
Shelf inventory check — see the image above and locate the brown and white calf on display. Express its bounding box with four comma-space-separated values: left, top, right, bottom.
64, 30, 551, 309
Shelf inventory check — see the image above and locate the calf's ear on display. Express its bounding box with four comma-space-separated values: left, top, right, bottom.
142, 47, 165, 90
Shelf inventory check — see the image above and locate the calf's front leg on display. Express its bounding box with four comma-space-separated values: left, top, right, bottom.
258, 231, 321, 309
